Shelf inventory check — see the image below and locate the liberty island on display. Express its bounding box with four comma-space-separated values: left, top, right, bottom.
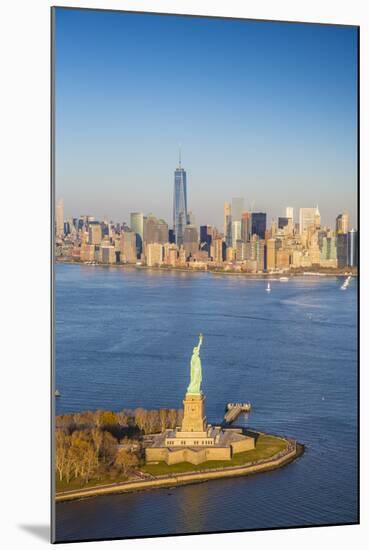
56, 328, 303, 503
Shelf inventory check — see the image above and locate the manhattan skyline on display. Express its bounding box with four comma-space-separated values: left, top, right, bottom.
55, 9, 358, 229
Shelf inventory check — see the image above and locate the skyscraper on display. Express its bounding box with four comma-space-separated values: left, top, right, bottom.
130, 212, 143, 240
278, 217, 289, 230
130, 212, 144, 256
241, 212, 251, 242
200, 225, 213, 248
213, 237, 225, 263
299, 207, 317, 234
251, 212, 267, 239
120, 231, 137, 263
183, 225, 198, 258
232, 220, 241, 248
223, 202, 231, 236
286, 207, 294, 220
88, 221, 102, 245
336, 212, 349, 234
224, 202, 232, 247
348, 229, 358, 267
173, 151, 188, 246
337, 233, 348, 268
266, 238, 276, 271
56, 198, 64, 237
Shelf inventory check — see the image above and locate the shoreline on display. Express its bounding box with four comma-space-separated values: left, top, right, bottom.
55, 439, 304, 503
55, 260, 356, 278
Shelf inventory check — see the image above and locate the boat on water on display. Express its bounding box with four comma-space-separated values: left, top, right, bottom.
266, 282, 271, 292
55, 389, 61, 397
341, 275, 352, 290
279, 276, 289, 282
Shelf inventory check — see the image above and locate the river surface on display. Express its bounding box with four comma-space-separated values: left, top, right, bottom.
54, 264, 358, 542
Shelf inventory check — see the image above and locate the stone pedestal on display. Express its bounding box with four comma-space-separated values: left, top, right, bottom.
180, 393, 207, 433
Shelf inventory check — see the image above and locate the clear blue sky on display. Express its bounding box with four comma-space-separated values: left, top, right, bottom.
55, 8, 358, 229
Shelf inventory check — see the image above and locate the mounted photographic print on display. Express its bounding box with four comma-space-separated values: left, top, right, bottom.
51, 6, 359, 543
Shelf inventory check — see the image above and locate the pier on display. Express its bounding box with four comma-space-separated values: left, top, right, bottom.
223, 402, 251, 424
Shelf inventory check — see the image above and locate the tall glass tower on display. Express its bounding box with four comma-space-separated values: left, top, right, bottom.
173, 150, 188, 246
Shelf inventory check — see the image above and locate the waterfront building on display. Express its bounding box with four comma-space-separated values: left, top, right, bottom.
251, 212, 267, 239
71, 247, 81, 261
114, 237, 121, 253
299, 252, 312, 267
244, 259, 258, 273
276, 249, 290, 270
235, 240, 244, 261
348, 229, 358, 267
291, 249, 303, 268
306, 235, 320, 266
80, 243, 95, 262
336, 212, 349, 234
299, 207, 317, 234
168, 245, 178, 267
213, 237, 225, 263
266, 238, 276, 271
157, 219, 169, 244
241, 212, 251, 242
173, 154, 188, 246
100, 244, 116, 264
163, 243, 178, 266
143, 215, 157, 244
321, 236, 337, 262
226, 246, 236, 262
178, 246, 187, 266
88, 221, 102, 245
120, 231, 137, 263
146, 243, 163, 267
80, 230, 88, 244
183, 225, 199, 258
337, 233, 348, 268
142, 215, 168, 245
231, 197, 244, 222
56, 198, 64, 237
192, 250, 209, 262
249, 235, 265, 271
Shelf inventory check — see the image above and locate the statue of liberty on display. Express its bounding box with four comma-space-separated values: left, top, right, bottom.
187, 334, 203, 394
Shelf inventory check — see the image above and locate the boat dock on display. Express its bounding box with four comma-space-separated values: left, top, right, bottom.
223, 402, 251, 424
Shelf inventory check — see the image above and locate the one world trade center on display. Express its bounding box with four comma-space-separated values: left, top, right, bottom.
173, 150, 188, 246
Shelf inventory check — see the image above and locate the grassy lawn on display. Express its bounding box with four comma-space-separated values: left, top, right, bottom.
141, 434, 288, 476
56, 473, 128, 493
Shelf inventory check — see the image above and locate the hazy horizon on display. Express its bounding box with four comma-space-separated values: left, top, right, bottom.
55, 9, 358, 230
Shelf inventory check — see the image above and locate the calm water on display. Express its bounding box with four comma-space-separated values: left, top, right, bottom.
54, 264, 358, 541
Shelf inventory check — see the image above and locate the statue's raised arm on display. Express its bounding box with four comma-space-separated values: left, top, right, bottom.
198, 333, 203, 349
186, 334, 204, 395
